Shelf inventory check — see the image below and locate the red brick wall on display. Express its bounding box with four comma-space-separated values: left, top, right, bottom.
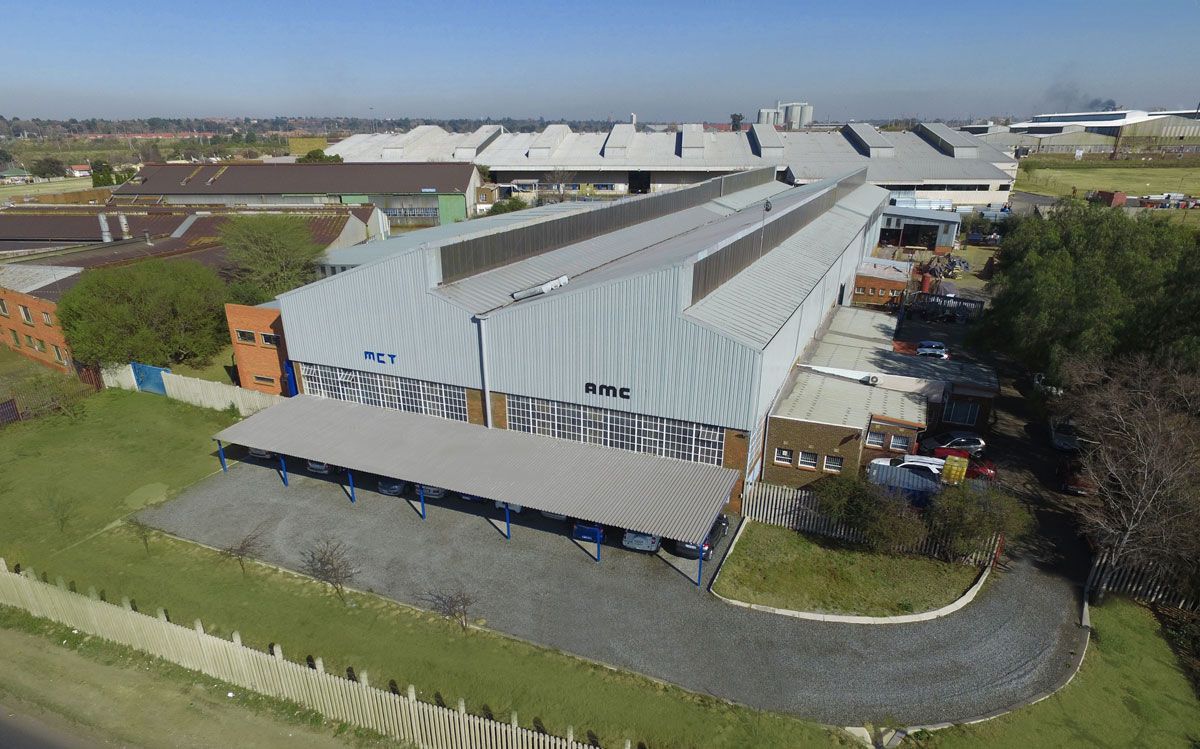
0, 290, 72, 372
225, 304, 287, 395
851, 274, 907, 307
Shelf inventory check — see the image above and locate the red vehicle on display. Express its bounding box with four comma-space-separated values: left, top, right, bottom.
932, 447, 997, 480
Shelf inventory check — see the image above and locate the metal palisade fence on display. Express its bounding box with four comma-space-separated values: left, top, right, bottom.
1085, 550, 1198, 612
0, 559, 597, 749
741, 481, 998, 566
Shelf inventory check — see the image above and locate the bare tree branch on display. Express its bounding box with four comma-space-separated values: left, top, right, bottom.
221, 521, 269, 576
423, 588, 475, 631
301, 536, 359, 602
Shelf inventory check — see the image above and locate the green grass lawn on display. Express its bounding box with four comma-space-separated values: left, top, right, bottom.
1016, 166, 1200, 198
946, 245, 996, 295
918, 598, 1200, 748
712, 522, 979, 616
0, 177, 94, 199
0, 390, 847, 749
171, 344, 237, 384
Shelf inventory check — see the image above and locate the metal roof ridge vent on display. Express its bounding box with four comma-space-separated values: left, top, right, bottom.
511, 275, 569, 301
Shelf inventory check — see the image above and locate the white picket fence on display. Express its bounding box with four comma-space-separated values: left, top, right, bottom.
741, 481, 998, 566
0, 558, 597, 749
1085, 550, 1198, 611
102, 364, 279, 416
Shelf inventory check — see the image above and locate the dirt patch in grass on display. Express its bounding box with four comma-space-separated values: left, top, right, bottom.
713, 522, 980, 616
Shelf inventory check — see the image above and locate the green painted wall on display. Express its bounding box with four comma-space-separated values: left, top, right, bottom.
437, 194, 467, 225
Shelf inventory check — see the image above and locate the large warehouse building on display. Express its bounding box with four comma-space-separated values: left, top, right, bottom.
223, 166, 893, 509
327, 122, 1016, 206
963, 109, 1200, 155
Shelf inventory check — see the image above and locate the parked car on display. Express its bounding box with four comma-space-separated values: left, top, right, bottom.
669, 514, 730, 560
1049, 417, 1095, 453
305, 459, 339, 474
416, 484, 446, 499
540, 511, 568, 521
571, 521, 604, 544
918, 340, 948, 353
933, 447, 998, 480
1058, 459, 1096, 496
494, 500, 523, 513
377, 478, 407, 496
870, 455, 946, 477
920, 431, 986, 457
621, 530, 662, 553
248, 447, 274, 459
916, 347, 950, 359
458, 492, 483, 502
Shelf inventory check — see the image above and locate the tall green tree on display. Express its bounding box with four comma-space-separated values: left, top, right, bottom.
0, 148, 12, 165
219, 214, 323, 298
57, 260, 227, 367
30, 157, 65, 178
978, 201, 1197, 377
296, 149, 342, 163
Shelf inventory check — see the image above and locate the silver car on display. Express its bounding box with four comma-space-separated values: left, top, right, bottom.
621, 530, 661, 553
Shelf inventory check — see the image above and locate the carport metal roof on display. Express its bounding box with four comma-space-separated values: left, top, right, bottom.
214, 396, 738, 544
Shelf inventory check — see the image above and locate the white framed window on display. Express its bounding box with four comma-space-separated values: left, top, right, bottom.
0, 299, 8, 316
235, 330, 255, 343
867, 288, 875, 295
824, 455, 844, 473
797, 451, 818, 469
298, 362, 468, 422
41, 311, 52, 325
8, 330, 18, 346
506, 393, 724, 466
865, 431, 885, 448
18, 305, 32, 324
943, 400, 980, 426
52, 344, 65, 363
260, 333, 280, 347
890, 434, 911, 452
34, 339, 45, 352
252, 375, 275, 385
774, 447, 794, 464
855, 286, 865, 294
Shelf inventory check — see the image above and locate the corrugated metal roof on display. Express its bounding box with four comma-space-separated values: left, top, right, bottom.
0, 264, 81, 294
884, 206, 962, 224
918, 122, 981, 150
844, 122, 894, 153
115, 162, 475, 196
215, 395, 737, 544
823, 306, 900, 349
807, 341, 999, 391
683, 184, 890, 349
867, 462, 941, 494
773, 369, 926, 427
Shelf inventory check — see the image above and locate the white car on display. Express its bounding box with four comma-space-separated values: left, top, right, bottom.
305, 459, 338, 474
916, 347, 950, 359
416, 484, 446, 499
248, 447, 274, 459
870, 455, 946, 478
494, 501, 523, 513
918, 340, 948, 352
621, 530, 662, 553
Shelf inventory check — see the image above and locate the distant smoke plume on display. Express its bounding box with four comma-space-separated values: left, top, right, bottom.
1036, 81, 1120, 113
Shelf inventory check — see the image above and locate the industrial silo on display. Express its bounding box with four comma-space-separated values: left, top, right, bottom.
784, 103, 804, 130
800, 104, 814, 127
758, 108, 777, 125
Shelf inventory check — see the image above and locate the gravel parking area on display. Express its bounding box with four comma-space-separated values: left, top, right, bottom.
142, 452, 1086, 726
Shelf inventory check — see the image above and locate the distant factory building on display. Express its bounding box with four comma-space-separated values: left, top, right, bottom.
963, 109, 1200, 155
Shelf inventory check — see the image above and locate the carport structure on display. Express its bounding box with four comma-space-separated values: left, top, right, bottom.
213, 396, 738, 585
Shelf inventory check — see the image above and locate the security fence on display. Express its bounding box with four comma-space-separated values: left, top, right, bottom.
1085, 550, 1198, 612
0, 558, 597, 749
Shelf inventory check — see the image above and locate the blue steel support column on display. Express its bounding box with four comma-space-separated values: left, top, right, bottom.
595, 537, 601, 563
347, 470, 356, 503
418, 485, 426, 520
504, 504, 511, 540
279, 455, 288, 487
216, 440, 227, 473
696, 554, 704, 588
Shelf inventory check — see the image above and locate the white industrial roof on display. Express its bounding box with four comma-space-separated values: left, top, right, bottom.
773, 369, 926, 427
822, 306, 901, 349
215, 395, 737, 544
807, 341, 999, 391
0, 264, 81, 294
884, 206, 962, 224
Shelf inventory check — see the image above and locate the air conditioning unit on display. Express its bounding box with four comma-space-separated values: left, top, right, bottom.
860, 374, 880, 386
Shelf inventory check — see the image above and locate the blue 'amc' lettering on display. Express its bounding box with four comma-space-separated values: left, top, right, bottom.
585, 382, 631, 399
364, 351, 398, 364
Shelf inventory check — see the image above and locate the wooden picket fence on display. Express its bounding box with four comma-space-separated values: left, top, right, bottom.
0, 558, 597, 749
741, 481, 998, 566
1085, 550, 1198, 612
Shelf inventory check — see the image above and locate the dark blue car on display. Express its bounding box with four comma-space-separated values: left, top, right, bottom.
571, 521, 604, 544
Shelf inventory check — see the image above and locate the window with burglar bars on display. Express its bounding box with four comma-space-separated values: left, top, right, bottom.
298, 362, 468, 422
505, 394, 724, 466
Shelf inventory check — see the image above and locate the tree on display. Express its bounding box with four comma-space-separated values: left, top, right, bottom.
424, 588, 475, 631
221, 522, 269, 576
926, 484, 1029, 562
30, 157, 65, 178
219, 214, 323, 297
301, 536, 359, 602
1060, 356, 1200, 598
47, 495, 76, 534
977, 202, 1197, 378
0, 147, 12, 165
730, 113, 744, 132
485, 197, 526, 216
296, 148, 342, 163
57, 259, 227, 367
815, 475, 926, 552
546, 168, 577, 199
127, 517, 154, 554
91, 159, 116, 187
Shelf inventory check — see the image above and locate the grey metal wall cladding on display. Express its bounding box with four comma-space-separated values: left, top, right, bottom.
719, 167, 777, 196
690, 169, 866, 305
279, 252, 482, 389
485, 269, 760, 430
438, 168, 776, 283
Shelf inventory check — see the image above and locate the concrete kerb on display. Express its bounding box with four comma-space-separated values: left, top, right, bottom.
708, 518, 995, 625
886, 599, 1092, 745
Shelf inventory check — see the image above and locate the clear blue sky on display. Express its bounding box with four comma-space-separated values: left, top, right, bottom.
4, 0, 1197, 121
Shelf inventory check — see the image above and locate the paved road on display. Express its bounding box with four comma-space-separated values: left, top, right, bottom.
143, 453, 1087, 726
